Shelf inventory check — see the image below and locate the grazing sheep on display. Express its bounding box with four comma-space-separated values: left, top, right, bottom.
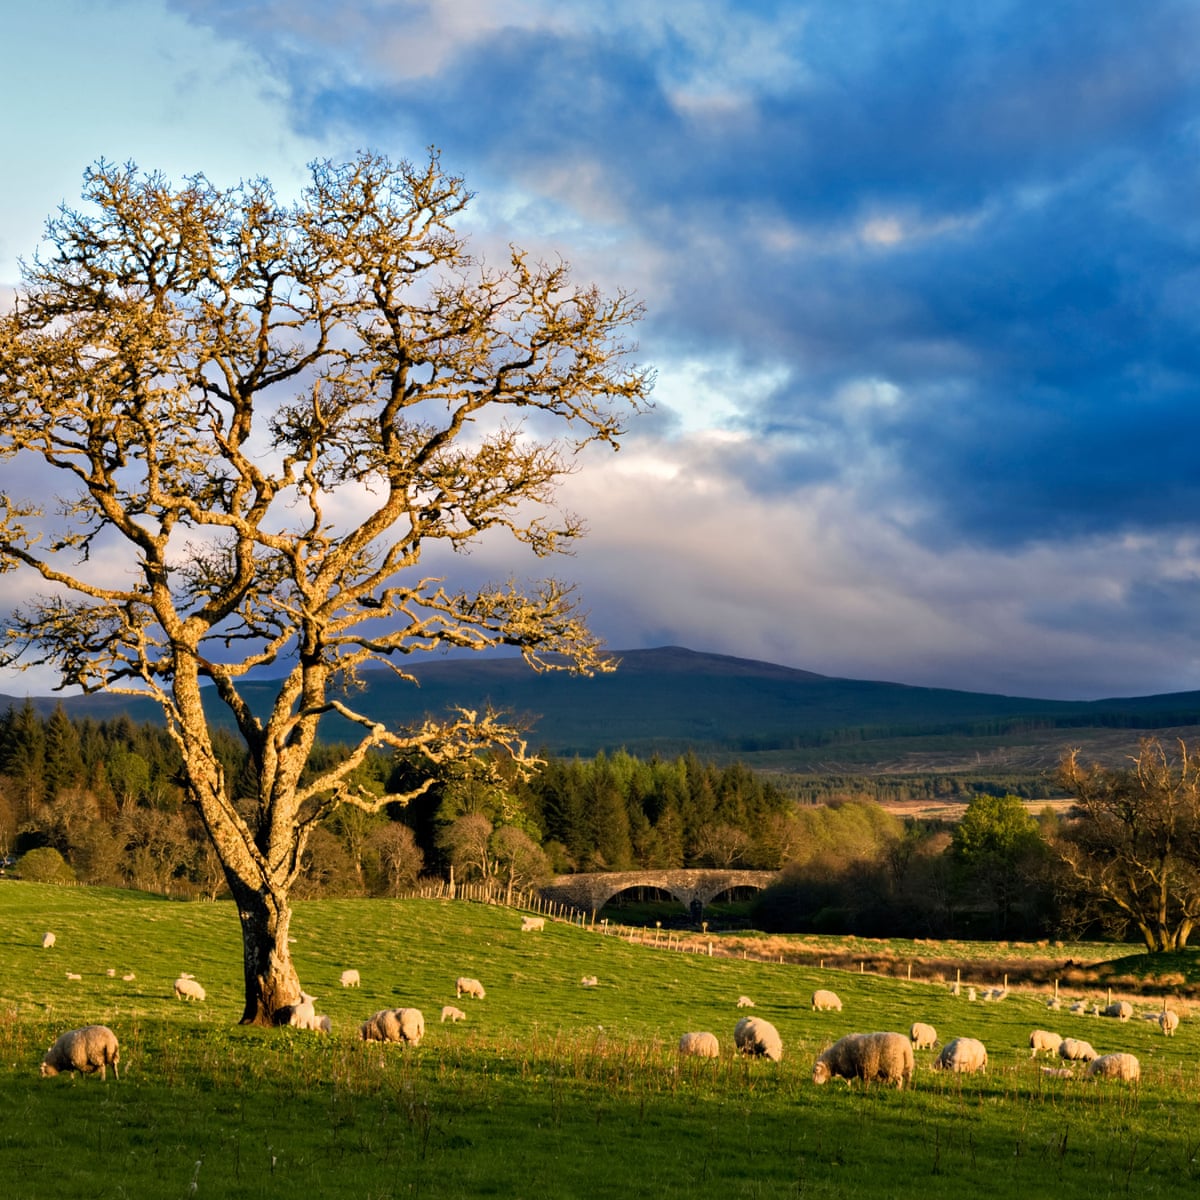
106, 968, 116, 978
580, 975, 598, 987
1046, 996, 1062, 1010
122, 972, 136, 982
1100, 1000, 1133, 1021
65, 972, 82, 982
441, 1005, 466, 1023
1160, 1009, 1180, 1037
1029, 1030, 1063, 1058
982, 987, 1008, 1002
41, 931, 55, 949
910, 1022, 938, 1050
456, 977, 485, 999
678, 1031, 720, 1059
734, 1016, 783, 1062
1087, 1052, 1140, 1082
174, 975, 206, 1002
736, 995, 755, 1008
40, 1025, 120, 1080
359, 1007, 424, 1046
520, 916, 545, 932
812, 989, 842, 1012
1040, 1066, 1074, 1078
934, 1036, 988, 1073
339, 969, 361, 988
1068, 1000, 1089, 1014
1058, 1037, 1098, 1063
812, 1032, 913, 1088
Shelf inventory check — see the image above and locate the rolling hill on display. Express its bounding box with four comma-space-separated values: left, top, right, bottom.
6, 645, 1200, 775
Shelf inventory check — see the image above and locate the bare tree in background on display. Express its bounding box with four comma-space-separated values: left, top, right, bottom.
0, 151, 650, 1023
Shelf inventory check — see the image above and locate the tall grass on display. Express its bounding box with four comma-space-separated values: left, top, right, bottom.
1, 881, 1197, 1198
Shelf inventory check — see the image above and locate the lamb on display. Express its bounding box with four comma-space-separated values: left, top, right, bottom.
1058, 1037, 1098, 1063
456, 977, 486, 999
1159, 1009, 1180, 1037
580, 975, 599, 987
909, 1022, 938, 1050
41, 931, 55, 949
934, 1036, 988, 1073
441, 1005, 466, 1023
1029, 1030, 1063, 1058
812, 989, 842, 1012
122, 972, 136, 982
520, 916, 545, 932
339, 969, 361, 988
981, 987, 1008, 1002
736, 995, 755, 1008
734, 1016, 783, 1062
315, 1015, 332, 1034
812, 1032, 913, 1088
359, 1007, 425, 1046
40, 1025, 120, 1081
1100, 1000, 1133, 1021
174, 975, 206, 1002
678, 1031, 720, 1058
1087, 1052, 1140, 1082
283, 991, 318, 1029
65, 971, 82, 982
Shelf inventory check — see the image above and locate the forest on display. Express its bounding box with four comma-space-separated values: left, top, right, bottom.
0, 700, 1185, 948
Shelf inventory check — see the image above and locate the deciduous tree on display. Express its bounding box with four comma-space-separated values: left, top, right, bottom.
0, 151, 649, 1023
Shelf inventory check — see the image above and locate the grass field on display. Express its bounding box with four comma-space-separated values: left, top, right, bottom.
2, 881, 1199, 1199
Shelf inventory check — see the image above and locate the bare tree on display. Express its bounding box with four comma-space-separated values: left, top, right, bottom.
1057, 739, 1200, 951
0, 152, 649, 1023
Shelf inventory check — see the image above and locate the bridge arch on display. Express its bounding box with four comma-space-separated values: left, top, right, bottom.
540, 869, 778, 916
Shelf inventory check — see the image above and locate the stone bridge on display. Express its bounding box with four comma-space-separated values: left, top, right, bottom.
540, 869, 778, 916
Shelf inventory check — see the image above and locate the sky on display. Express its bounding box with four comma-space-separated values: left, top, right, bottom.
4, 0, 1200, 701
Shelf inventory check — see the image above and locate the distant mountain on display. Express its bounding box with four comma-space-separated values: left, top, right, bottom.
5, 645, 1200, 773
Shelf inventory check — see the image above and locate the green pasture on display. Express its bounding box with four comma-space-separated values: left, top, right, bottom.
1, 882, 1198, 1199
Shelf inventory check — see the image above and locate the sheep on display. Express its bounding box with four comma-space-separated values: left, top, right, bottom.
934, 1036, 988, 1073
41, 931, 55, 949
359, 1007, 425, 1046
1040, 1066, 1074, 1078
283, 991, 318, 1029
174, 975, 206, 1002
105, 968, 116, 978
339, 969, 361, 988
812, 1032, 913, 1088
1160, 1009, 1180, 1037
1100, 1000, 1133, 1021
40, 1025, 120, 1081
520, 916, 546, 932
910, 1022, 938, 1050
65, 971, 82, 982
1029, 1030, 1063, 1058
812, 989, 842, 1012
734, 1016, 783, 1062
1058, 1037, 1098, 1063
122, 972, 136, 982
580, 975, 599, 987
1087, 1052, 1140, 1082
456, 976, 486, 999
678, 1031, 720, 1059
1068, 1000, 1089, 1014
441, 1005, 466, 1023
736, 995, 755, 1008
982, 987, 1008, 1002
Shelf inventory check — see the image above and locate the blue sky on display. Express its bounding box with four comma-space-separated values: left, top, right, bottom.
5, 0, 1200, 700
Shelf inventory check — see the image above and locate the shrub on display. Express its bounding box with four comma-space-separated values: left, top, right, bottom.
17, 846, 76, 884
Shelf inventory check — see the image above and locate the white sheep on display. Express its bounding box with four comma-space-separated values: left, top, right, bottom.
1100, 1000, 1133, 1021
174, 975, 206, 1002
1068, 1000, 1089, 1014
1040, 1066, 1073, 1078
41, 931, 55, 949
736, 995, 755, 1008
456, 977, 486, 999
910, 1022, 938, 1050
1058, 1037, 1098, 1063
284, 991, 318, 1029
65, 971, 82, 982
734, 1016, 783, 1062
934, 1036, 988, 1073
359, 1007, 424, 1046
812, 1032, 913, 1088
1159, 1009, 1180, 1037
122, 972, 136, 982
580, 975, 599, 987
1087, 1052, 1140, 1082
315, 1014, 332, 1034
678, 1031, 720, 1058
339, 969, 361, 988
40, 1025, 120, 1080
520, 916, 545, 932
812, 989, 842, 1012
441, 1005, 466, 1023
1029, 1030, 1063, 1058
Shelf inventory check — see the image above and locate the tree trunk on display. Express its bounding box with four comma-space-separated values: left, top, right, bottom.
229, 879, 303, 1026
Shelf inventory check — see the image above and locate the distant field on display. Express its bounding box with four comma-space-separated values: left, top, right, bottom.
2, 881, 1199, 1199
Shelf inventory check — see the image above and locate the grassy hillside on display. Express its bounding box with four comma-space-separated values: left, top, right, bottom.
3, 882, 1200, 1198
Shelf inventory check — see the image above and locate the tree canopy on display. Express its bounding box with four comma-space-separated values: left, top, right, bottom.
0, 151, 650, 1022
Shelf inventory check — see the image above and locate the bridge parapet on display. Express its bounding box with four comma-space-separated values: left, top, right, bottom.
540, 869, 777, 915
